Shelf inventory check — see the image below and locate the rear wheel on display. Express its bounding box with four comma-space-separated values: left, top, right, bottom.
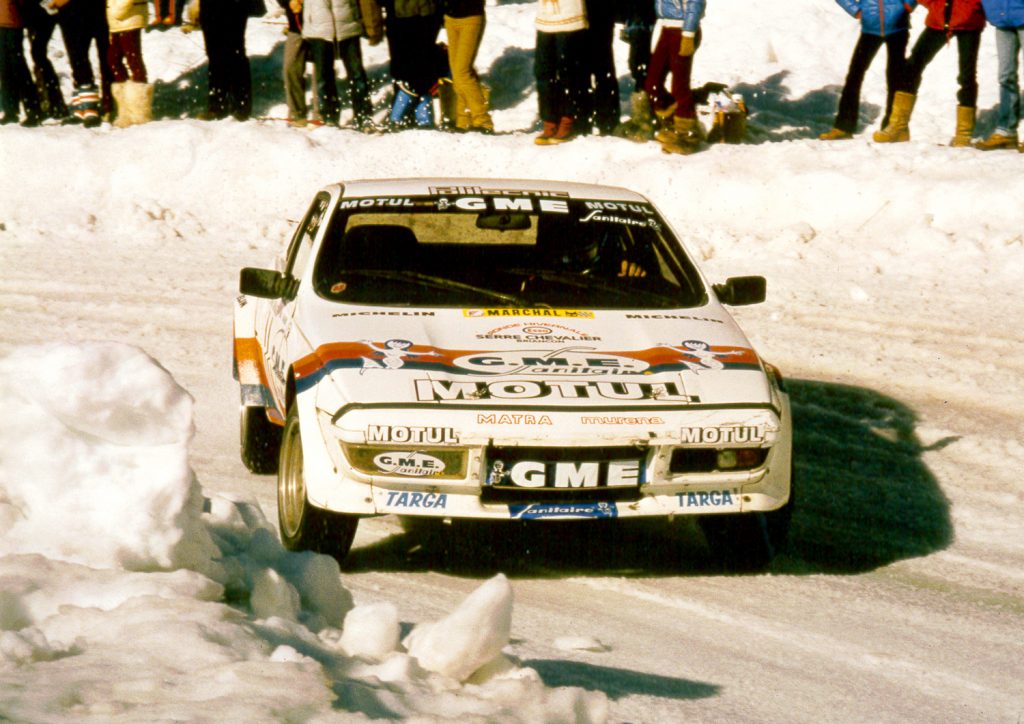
240, 405, 282, 474
277, 405, 358, 560
699, 470, 795, 572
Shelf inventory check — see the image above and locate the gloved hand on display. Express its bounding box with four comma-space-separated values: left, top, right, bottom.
679, 33, 696, 57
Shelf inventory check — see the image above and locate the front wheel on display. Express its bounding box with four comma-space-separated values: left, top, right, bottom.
277, 404, 358, 560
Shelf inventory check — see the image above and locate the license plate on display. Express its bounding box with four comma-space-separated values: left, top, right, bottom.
486, 456, 643, 489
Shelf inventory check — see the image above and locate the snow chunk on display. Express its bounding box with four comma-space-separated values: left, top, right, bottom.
553, 636, 611, 653
340, 602, 401, 660
251, 568, 301, 622
0, 342, 219, 575
403, 574, 512, 682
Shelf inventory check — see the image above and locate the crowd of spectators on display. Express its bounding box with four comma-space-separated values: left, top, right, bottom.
1, 0, 1022, 154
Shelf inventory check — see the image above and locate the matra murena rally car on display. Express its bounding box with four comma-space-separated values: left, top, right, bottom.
234, 178, 793, 568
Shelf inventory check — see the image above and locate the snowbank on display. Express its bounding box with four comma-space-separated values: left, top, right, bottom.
0, 342, 606, 721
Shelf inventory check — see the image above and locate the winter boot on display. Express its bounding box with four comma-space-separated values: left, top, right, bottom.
613, 91, 656, 143
658, 116, 703, 155
819, 127, 853, 141
130, 81, 154, 125
389, 82, 417, 128
949, 106, 976, 147
872, 91, 915, 143
71, 84, 102, 128
547, 115, 576, 144
974, 131, 1018, 150
413, 93, 434, 128
534, 119, 558, 145
653, 101, 677, 132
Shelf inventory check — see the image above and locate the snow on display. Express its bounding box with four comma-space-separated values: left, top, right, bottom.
1, 0, 1023, 721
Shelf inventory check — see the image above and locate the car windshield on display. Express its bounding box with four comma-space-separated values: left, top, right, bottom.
312, 194, 707, 309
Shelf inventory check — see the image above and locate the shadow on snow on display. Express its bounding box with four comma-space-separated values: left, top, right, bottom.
341, 378, 953, 578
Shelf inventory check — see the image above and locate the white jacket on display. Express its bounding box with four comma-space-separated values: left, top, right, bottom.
302, 0, 364, 42
107, 0, 149, 32
535, 0, 587, 33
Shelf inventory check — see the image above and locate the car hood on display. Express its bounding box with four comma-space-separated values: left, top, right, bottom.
295, 304, 772, 410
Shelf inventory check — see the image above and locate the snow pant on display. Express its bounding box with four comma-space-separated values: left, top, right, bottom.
645, 26, 701, 119
534, 28, 587, 124
107, 29, 148, 84
833, 30, 909, 134
24, 7, 68, 118
56, 0, 113, 115
0, 28, 42, 124
384, 12, 442, 96
994, 25, 1024, 135
201, 12, 251, 119
581, 1, 619, 135
284, 30, 317, 121
901, 27, 982, 108
444, 13, 491, 130
307, 36, 371, 125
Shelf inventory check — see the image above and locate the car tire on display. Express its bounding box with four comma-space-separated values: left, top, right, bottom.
698, 466, 795, 572
277, 404, 358, 560
240, 405, 282, 474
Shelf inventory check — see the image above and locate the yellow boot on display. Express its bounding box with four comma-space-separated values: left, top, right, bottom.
873, 91, 915, 143
949, 105, 975, 147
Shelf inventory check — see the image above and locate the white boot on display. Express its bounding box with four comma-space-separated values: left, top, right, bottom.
126, 81, 154, 126
111, 82, 130, 128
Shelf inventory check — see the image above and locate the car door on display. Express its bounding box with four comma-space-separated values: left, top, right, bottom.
259, 192, 332, 415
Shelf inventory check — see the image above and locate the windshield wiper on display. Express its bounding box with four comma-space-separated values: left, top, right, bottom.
347, 269, 534, 307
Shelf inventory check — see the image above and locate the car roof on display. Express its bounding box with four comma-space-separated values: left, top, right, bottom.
334, 178, 651, 203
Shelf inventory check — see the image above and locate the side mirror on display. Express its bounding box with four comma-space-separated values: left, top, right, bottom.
240, 267, 288, 299
713, 276, 766, 306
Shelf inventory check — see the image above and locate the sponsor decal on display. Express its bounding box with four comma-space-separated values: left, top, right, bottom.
509, 502, 618, 520
292, 341, 757, 393
655, 339, 744, 373
373, 451, 446, 477
337, 198, 416, 209
428, 186, 570, 198
487, 459, 641, 489
625, 314, 724, 323
583, 201, 655, 214
464, 308, 595, 319
384, 491, 448, 509
676, 490, 736, 508
333, 311, 436, 317
434, 196, 569, 214
477, 413, 553, 425
476, 323, 601, 344
679, 425, 766, 445
452, 348, 649, 376
581, 416, 665, 425
358, 339, 442, 372
414, 379, 699, 403
367, 425, 459, 444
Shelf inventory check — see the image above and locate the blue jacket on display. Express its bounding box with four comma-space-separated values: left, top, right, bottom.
981, 0, 1024, 27
835, 0, 917, 36
655, 0, 706, 33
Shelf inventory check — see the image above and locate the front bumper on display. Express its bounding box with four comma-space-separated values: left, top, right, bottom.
300, 401, 792, 521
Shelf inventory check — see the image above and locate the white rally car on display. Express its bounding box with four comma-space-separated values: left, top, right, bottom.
234, 178, 793, 569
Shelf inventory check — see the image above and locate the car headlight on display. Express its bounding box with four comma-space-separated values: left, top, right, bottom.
341, 443, 468, 479
669, 447, 768, 473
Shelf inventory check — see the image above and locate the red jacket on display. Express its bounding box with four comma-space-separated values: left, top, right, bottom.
918, 0, 987, 31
